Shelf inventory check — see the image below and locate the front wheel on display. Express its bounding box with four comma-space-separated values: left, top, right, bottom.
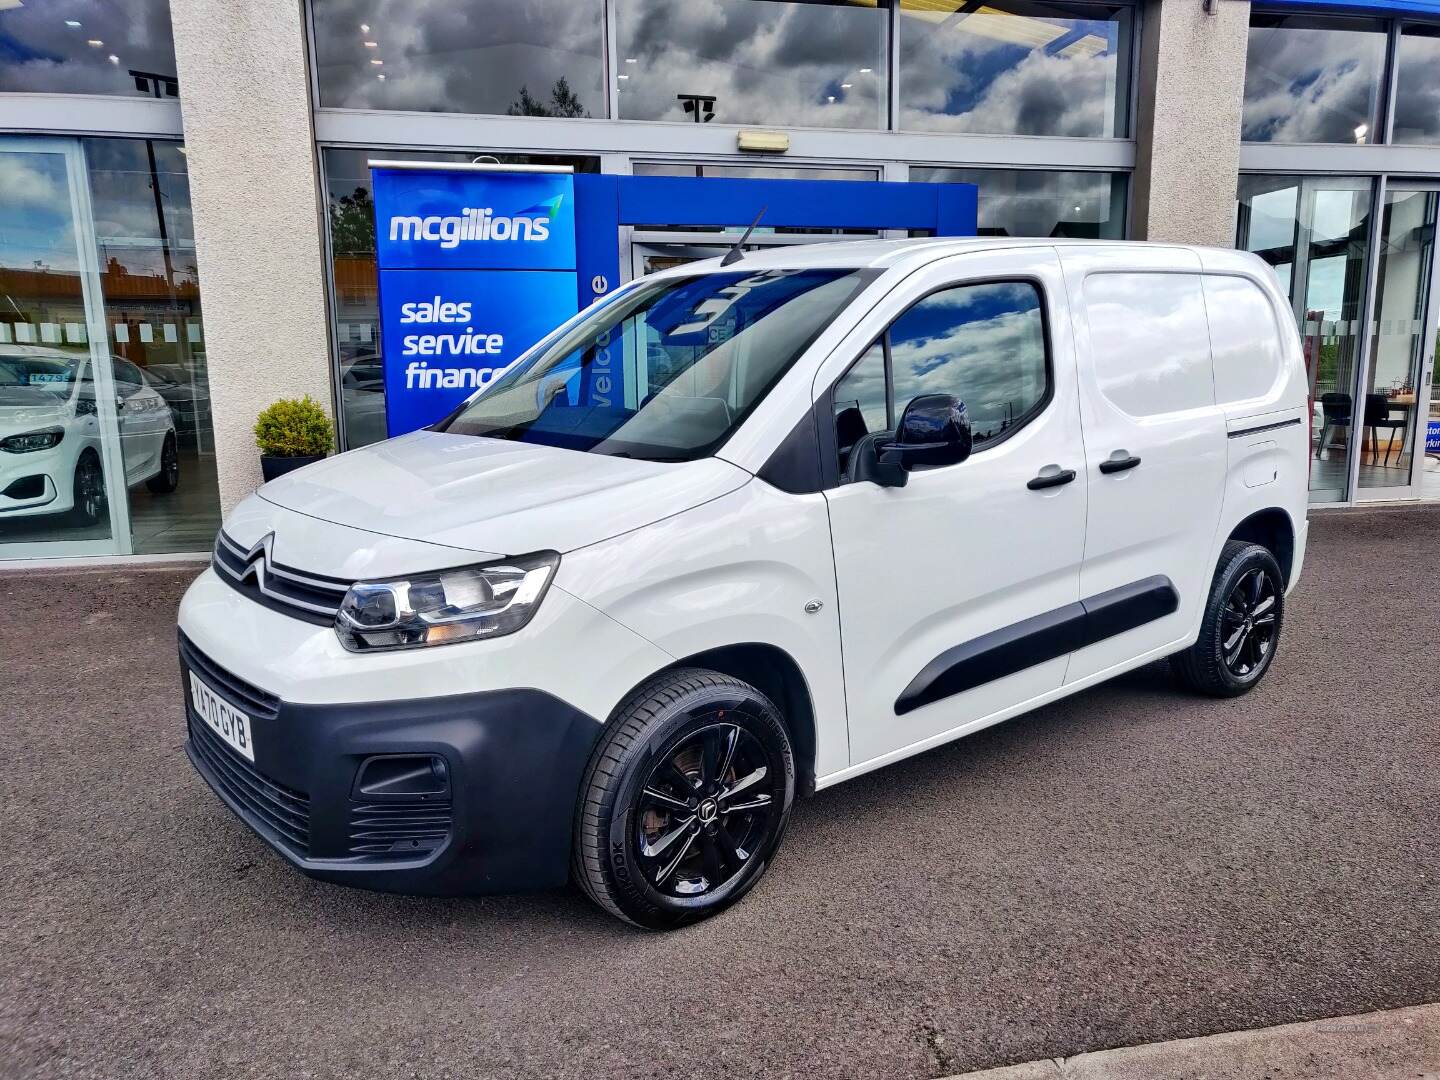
70, 451, 106, 526
1172, 540, 1285, 697
573, 669, 795, 930
146, 432, 179, 494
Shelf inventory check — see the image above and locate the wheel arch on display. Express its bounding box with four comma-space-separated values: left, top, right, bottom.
1226, 507, 1295, 585
635, 643, 819, 797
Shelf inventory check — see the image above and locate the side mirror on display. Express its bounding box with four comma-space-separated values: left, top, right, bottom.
872, 393, 972, 488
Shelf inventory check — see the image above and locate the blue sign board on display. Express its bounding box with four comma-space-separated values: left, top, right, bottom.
372, 167, 579, 435
372, 168, 576, 271
376, 268, 577, 436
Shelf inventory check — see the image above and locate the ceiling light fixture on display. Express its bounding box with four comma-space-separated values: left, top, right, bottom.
108, 54, 119, 64
377, 73, 386, 80
370, 58, 383, 65
841, 83, 852, 89
364, 40, 378, 47
65, 19, 82, 28
617, 73, 629, 80
625, 57, 638, 63
360, 22, 370, 32
86, 38, 103, 47
859, 67, 872, 73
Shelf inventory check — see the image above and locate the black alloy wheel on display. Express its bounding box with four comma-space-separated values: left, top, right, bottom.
1172, 540, 1285, 697
1220, 567, 1278, 679
574, 669, 795, 929
71, 451, 106, 526
147, 433, 180, 493
635, 721, 780, 898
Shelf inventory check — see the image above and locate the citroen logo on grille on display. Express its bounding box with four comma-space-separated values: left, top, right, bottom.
238, 533, 275, 583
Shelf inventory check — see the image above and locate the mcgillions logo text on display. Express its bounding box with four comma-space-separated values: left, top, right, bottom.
399, 295, 509, 390
388, 195, 562, 250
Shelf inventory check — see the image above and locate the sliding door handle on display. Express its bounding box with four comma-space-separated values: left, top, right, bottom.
1099, 454, 1142, 475
1027, 467, 1077, 490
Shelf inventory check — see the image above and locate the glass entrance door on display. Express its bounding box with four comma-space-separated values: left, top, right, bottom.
1357, 186, 1440, 501
1238, 175, 1375, 504
0, 138, 130, 557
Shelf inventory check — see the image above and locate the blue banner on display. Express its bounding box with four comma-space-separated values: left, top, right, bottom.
371, 167, 580, 435
372, 168, 576, 271
377, 268, 577, 437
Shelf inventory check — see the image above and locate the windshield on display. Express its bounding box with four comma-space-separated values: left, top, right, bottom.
438, 267, 873, 462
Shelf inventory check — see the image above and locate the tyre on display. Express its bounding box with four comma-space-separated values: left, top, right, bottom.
70, 451, 106, 526
146, 433, 179, 494
1172, 540, 1285, 697
573, 668, 796, 930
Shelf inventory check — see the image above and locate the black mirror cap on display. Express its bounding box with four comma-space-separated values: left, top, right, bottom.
893, 393, 973, 469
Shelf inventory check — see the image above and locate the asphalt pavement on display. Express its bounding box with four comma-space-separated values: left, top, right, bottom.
3, 505, 1438, 1080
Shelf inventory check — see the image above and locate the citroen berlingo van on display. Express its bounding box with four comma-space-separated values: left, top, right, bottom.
178, 238, 1308, 929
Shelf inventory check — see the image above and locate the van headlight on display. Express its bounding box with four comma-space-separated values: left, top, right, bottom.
335, 552, 559, 652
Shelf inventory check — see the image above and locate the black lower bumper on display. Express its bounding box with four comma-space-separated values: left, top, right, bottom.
180, 638, 604, 896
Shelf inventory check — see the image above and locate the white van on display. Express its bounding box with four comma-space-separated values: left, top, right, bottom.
178, 239, 1308, 929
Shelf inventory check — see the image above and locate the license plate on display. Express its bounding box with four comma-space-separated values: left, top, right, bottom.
189, 671, 255, 762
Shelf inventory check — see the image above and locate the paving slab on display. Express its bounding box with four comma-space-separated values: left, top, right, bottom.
944, 1003, 1440, 1080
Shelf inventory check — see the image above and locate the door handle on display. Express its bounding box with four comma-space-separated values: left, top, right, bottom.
1027, 467, 1077, 490
1099, 453, 1142, 475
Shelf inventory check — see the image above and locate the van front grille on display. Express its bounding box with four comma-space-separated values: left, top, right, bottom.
189, 715, 311, 857
211, 531, 351, 626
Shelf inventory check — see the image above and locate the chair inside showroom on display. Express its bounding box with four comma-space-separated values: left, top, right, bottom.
1363, 393, 1408, 467
1316, 393, 1352, 459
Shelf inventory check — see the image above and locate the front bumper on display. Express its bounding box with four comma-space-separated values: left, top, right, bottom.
180, 634, 603, 895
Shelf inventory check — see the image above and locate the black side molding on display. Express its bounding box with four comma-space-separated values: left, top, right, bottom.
894, 575, 1179, 716
1228, 417, 1302, 438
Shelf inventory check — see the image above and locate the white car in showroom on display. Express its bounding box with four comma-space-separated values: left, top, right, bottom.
0, 345, 179, 525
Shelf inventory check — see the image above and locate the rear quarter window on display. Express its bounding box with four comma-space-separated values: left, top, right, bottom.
1084, 272, 1215, 417
1202, 275, 1285, 405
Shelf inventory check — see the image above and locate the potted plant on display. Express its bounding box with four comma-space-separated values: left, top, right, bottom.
254, 395, 334, 481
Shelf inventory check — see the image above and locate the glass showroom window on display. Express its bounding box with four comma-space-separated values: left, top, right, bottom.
0, 0, 179, 97
83, 139, 217, 554
897, 1, 1132, 137
0, 137, 214, 557
321, 148, 599, 450
913, 168, 1127, 239
1242, 13, 1387, 144
614, 0, 889, 129
310, 0, 606, 117
1394, 25, 1440, 145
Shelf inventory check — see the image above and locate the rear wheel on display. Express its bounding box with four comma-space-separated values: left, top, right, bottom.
1172, 540, 1285, 697
70, 451, 106, 526
573, 668, 795, 930
146, 432, 179, 494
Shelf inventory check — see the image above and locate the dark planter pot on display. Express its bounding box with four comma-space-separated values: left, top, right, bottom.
260, 453, 325, 482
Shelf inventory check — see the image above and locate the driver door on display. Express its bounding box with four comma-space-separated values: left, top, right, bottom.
821, 248, 1089, 769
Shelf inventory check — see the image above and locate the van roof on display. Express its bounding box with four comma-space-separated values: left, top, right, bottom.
676, 236, 1258, 275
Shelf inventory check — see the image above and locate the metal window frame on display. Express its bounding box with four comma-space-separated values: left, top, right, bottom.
0, 94, 182, 138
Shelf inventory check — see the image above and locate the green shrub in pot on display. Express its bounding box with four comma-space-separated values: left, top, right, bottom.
254, 395, 334, 482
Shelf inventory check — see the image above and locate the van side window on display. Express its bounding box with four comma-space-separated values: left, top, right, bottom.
1203, 275, 1284, 404
1084, 272, 1215, 417
890, 282, 1049, 445
832, 280, 1050, 477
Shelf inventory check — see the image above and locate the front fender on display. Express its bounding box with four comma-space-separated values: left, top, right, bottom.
554, 480, 849, 779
